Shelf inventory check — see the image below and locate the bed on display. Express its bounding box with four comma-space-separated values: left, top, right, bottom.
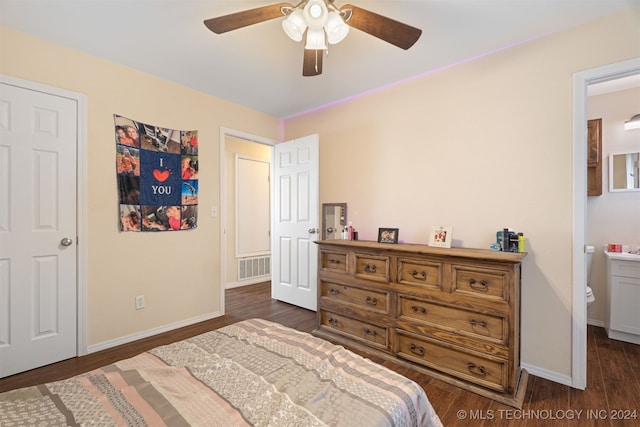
0, 318, 442, 426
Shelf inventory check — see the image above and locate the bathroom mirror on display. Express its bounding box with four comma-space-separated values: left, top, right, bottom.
322, 203, 347, 240
609, 152, 640, 192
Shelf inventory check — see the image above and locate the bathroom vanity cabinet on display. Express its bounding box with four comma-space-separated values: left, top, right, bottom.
605, 252, 640, 345
313, 240, 528, 408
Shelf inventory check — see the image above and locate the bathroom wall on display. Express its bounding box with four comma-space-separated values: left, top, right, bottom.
587, 87, 640, 325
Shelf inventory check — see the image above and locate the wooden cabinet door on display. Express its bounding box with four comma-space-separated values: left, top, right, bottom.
587, 118, 602, 196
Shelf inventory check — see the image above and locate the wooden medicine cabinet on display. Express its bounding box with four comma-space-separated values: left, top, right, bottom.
587, 118, 602, 196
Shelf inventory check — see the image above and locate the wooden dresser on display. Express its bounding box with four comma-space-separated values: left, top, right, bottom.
313, 240, 528, 408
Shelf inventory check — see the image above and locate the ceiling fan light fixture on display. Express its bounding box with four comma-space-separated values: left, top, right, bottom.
326, 11, 349, 44
305, 28, 328, 50
624, 113, 640, 130
203, 0, 423, 76
282, 9, 307, 42
303, 0, 328, 29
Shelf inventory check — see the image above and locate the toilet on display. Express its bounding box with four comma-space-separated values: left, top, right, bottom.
586, 245, 596, 307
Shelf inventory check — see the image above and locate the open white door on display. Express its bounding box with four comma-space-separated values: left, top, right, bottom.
271, 135, 319, 311
0, 81, 78, 377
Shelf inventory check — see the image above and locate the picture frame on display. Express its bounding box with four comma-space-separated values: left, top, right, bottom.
428, 225, 452, 248
378, 228, 399, 244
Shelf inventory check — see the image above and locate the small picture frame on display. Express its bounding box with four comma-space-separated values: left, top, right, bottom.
429, 225, 452, 248
378, 228, 399, 244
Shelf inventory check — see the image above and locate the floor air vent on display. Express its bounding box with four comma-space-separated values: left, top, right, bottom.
238, 256, 271, 281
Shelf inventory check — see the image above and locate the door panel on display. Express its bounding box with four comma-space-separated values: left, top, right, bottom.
236, 156, 270, 257
272, 135, 319, 311
0, 82, 78, 377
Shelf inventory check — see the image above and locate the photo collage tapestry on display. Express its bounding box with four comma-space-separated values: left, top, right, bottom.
114, 114, 198, 232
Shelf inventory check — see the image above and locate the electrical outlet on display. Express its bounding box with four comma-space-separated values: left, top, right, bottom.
135, 295, 145, 310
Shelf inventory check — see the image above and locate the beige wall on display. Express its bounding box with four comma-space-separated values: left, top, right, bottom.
225, 136, 272, 286
587, 87, 640, 324
283, 8, 640, 379
0, 26, 280, 347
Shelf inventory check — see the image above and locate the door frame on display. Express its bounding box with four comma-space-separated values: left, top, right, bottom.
219, 127, 276, 314
571, 57, 640, 389
0, 74, 88, 357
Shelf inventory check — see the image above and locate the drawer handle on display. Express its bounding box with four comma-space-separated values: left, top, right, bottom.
411, 270, 427, 280
411, 305, 427, 314
467, 362, 487, 376
409, 344, 425, 356
364, 263, 377, 273
328, 288, 340, 295
328, 258, 341, 265
469, 279, 489, 291
327, 317, 338, 327
469, 319, 488, 328
364, 328, 377, 336
365, 296, 378, 306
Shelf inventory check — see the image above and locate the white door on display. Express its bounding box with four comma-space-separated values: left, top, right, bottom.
272, 135, 319, 311
0, 81, 78, 377
236, 155, 270, 258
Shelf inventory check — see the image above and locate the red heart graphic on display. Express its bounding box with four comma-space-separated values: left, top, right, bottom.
153, 169, 170, 182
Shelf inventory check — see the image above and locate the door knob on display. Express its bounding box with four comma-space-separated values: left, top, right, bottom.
308, 228, 319, 234
60, 237, 73, 247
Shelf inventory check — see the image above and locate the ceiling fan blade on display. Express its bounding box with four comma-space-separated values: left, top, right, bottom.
303, 49, 323, 77
341, 4, 422, 50
204, 2, 293, 34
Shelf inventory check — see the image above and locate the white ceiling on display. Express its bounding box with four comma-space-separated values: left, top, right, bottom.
588, 73, 640, 97
1, 0, 638, 118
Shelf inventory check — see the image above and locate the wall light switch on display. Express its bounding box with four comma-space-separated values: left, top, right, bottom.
211, 206, 218, 217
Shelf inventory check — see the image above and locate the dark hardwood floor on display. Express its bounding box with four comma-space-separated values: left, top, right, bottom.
2, 282, 639, 426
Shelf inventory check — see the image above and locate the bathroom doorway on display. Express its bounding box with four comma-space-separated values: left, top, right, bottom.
572, 58, 640, 390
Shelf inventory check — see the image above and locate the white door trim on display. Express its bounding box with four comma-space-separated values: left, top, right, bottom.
0, 74, 88, 356
571, 57, 640, 389
219, 127, 276, 313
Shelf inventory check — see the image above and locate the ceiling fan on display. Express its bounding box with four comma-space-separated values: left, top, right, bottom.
203, 0, 422, 76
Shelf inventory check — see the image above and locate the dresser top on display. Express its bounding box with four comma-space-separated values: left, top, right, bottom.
315, 240, 526, 263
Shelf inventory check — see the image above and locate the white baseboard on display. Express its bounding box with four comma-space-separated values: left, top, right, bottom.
587, 318, 605, 327
521, 363, 574, 388
225, 277, 270, 289
87, 311, 222, 354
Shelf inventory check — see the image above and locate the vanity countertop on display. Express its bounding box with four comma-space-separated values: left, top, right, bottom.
604, 251, 640, 261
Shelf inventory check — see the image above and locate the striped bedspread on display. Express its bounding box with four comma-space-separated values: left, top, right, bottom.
0, 318, 442, 426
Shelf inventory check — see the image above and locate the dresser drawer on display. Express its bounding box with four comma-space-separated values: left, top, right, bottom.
320, 310, 388, 349
396, 330, 507, 392
320, 250, 348, 273
321, 282, 389, 313
398, 258, 442, 290
354, 253, 390, 282
398, 296, 507, 344
451, 265, 509, 302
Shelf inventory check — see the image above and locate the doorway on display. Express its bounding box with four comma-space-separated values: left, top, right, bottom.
571, 57, 640, 389
219, 129, 321, 314
219, 128, 275, 314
